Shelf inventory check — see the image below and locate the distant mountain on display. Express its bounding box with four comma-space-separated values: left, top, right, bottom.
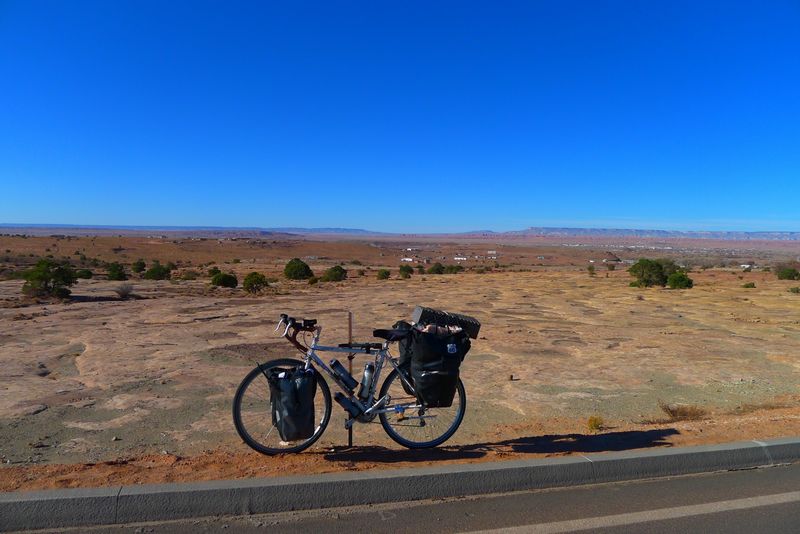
263, 227, 388, 235
2, 223, 799, 240
504, 227, 800, 241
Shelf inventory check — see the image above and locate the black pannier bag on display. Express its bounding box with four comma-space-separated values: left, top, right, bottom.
266, 366, 317, 441
410, 328, 471, 408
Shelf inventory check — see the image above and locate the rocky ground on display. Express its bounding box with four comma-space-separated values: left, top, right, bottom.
1, 266, 799, 491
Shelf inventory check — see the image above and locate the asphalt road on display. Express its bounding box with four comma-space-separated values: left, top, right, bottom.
25, 463, 800, 534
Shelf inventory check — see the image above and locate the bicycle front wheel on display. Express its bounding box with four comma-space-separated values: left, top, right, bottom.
232, 358, 331, 455
378, 368, 466, 449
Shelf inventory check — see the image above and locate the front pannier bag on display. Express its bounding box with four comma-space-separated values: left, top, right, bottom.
266, 366, 317, 441
410, 328, 471, 407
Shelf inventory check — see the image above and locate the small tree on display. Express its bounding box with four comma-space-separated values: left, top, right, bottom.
377, 269, 391, 280
416, 265, 425, 274
143, 261, 171, 280
284, 258, 314, 280
321, 265, 347, 282
427, 262, 445, 275
131, 259, 146, 273
587, 264, 596, 277
399, 265, 414, 279
22, 259, 78, 298
208, 266, 221, 277
211, 272, 238, 288
628, 258, 680, 287
243, 272, 269, 293
667, 271, 694, 289
107, 262, 127, 281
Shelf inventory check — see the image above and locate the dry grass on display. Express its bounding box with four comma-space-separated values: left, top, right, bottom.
587, 415, 605, 433
729, 402, 789, 415
113, 284, 134, 299
657, 400, 707, 422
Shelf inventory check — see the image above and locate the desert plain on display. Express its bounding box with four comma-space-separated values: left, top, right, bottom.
1, 233, 800, 491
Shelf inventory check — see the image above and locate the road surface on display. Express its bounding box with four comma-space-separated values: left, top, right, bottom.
25, 462, 800, 533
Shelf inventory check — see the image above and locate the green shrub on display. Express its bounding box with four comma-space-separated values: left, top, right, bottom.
628, 258, 680, 287
284, 258, 314, 280
444, 264, 464, 274
232, 258, 241, 264
776, 266, 800, 280
132, 259, 146, 273
377, 269, 391, 280
350, 260, 363, 266
667, 271, 694, 289
211, 272, 238, 288
398, 265, 414, 278
165, 261, 177, 271
788, 287, 800, 294
22, 259, 78, 298
308, 276, 319, 285
107, 262, 128, 281
320, 265, 347, 282
208, 266, 221, 277
143, 262, 171, 280
416, 265, 425, 274
606, 263, 616, 271
243, 272, 269, 293
742, 282, 756, 288
587, 264, 596, 276
75, 269, 93, 279
427, 263, 445, 275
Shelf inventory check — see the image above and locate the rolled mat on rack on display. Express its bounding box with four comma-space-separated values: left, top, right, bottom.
411, 306, 481, 339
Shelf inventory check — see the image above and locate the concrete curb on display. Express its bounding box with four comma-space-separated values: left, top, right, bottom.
2, 437, 799, 531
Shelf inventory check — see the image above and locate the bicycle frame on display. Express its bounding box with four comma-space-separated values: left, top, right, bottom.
290, 325, 420, 422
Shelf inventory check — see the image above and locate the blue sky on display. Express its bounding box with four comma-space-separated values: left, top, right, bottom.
1, 1, 798, 232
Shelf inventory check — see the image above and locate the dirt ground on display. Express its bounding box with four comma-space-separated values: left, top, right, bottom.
1, 238, 800, 492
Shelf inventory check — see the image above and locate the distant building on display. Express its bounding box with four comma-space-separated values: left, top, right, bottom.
401, 257, 414, 262
454, 256, 468, 261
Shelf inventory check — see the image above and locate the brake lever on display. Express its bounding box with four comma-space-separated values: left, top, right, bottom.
274, 318, 285, 333
282, 322, 292, 337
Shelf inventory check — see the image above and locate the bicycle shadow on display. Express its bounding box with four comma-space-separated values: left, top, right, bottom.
322, 428, 679, 464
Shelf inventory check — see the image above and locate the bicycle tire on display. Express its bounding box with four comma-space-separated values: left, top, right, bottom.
232, 358, 331, 455
378, 368, 466, 449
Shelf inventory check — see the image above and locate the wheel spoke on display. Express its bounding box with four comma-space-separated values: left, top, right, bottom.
379, 368, 465, 448
233, 360, 332, 455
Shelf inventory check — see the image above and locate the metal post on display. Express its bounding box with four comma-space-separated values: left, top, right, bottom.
347, 311, 354, 448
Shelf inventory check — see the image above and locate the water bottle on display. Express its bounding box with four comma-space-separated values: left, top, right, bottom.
357, 363, 375, 401
334, 392, 363, 417
330, 359, 358, 391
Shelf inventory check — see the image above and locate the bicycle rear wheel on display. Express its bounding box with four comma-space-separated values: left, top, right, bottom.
232, 358, 331, 455
378, 368, 466, 449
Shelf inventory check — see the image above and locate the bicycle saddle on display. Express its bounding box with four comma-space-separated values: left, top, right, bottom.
372, 328, 411, 342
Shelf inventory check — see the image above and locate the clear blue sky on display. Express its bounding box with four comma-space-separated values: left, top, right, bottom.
1, 1, 798, 232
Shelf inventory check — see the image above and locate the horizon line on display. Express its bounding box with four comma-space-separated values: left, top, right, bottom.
2, 222, 800, 236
